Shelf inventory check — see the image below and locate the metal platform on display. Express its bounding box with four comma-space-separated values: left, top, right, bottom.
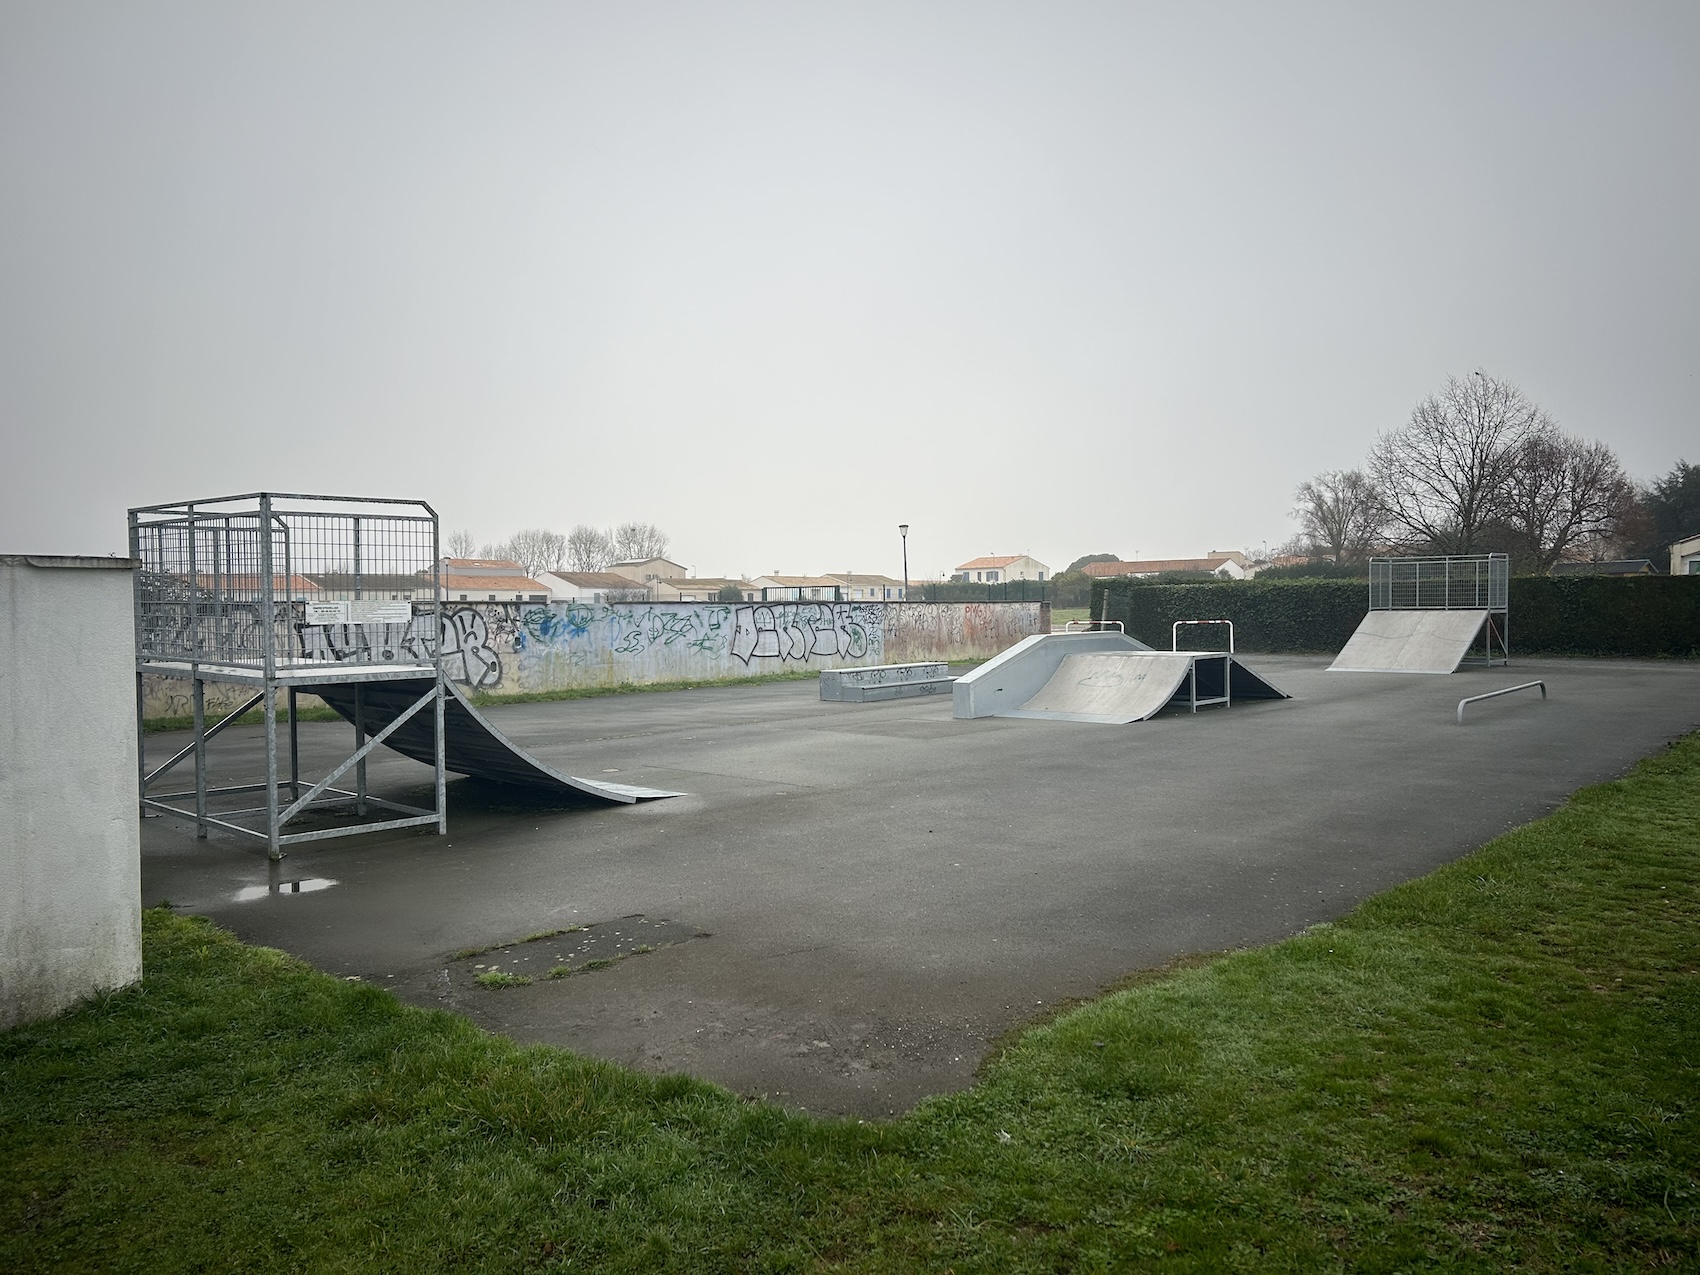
130, 490, 682, 859
1330, 553, 1509, 674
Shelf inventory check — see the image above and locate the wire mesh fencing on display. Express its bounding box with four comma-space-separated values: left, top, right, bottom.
130, 493, 440, 671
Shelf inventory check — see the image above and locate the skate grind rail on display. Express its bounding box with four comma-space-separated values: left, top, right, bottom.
304, 677, 684, 804
953, 632, 1287, 723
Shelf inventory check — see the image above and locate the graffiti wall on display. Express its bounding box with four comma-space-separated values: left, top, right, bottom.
140, 600, 1046, 716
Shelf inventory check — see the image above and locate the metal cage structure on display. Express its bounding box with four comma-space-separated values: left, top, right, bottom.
1367, 553, 1509, 666
130, 492, 445, 859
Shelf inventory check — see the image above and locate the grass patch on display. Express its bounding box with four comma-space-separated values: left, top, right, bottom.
142, 705, 343, 733
5, 738, 1699, 1270
473, 972, 531, 989
142, 672, 825, 732
451, 927, 587, 962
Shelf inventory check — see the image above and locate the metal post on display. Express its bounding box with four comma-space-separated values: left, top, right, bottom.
134, 672, 147, 819
288, 685, 300, 800
898, 524, 909, 598
259, 493, 281, 860
431, 514, 447, 835
130, 511, 148, 819
353, 515, 362, 600
434, 676, 447, 835
192, 678, 207, 838
354, 683, 368, 815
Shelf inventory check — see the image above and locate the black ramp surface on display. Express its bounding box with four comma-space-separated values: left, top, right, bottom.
303, 677, 681, 805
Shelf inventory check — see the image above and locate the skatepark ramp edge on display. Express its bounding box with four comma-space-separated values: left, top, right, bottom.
953, 632, 1287, 723
304, 677, 683, 805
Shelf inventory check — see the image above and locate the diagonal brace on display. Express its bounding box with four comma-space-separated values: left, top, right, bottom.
144, 692, 266, 786
278, 684, 438, 826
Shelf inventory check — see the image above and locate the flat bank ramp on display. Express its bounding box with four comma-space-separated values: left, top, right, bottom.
303, 677, 682, 805
1328, 609, 1489, 675
1001, 652, 1289, 724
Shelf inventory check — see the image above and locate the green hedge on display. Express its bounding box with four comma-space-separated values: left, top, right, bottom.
1511, 576, 1700, 657
1092, 575, 1700, 658
1093, 579, 1364, 654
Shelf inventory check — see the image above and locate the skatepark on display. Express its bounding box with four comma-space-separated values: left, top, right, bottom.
8, 495, 1687, 1115
139, 650, 1700, 1117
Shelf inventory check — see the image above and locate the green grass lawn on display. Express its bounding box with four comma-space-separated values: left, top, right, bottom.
5, 740, 1699, 1271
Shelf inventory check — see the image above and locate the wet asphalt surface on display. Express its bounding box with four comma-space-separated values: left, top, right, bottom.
141, 656, 1700, 1118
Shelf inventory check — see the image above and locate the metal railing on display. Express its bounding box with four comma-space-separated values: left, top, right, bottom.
1457, 680, 1546, 724
1173, 619, 1234, 653
1369, 554, 1508, 613
130, 492, 440, 674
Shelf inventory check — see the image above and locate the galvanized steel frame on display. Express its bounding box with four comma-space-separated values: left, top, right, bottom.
130, 492, 447, 859
1367, 553, 1509, 667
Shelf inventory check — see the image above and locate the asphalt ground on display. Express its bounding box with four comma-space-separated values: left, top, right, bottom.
141, 656, 1700, 1117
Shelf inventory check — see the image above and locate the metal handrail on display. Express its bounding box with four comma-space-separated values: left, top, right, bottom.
1173, 619, 1233, 653
1063, 619, 1124, 633
1457, 680, 1546, 724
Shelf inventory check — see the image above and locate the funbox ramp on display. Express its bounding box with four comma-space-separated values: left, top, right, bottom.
952, 632, 1287, 723
303, 677, 682, 805
1327, 609, 1490, 675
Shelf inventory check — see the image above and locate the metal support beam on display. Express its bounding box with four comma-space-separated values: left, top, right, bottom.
193, 679, 207, 838
143, 692, 266, 785
276, 684, 437, 826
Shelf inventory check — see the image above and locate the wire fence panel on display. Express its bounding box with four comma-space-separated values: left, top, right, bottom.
1368, 555, 1508, 612
131, 494, 439, 672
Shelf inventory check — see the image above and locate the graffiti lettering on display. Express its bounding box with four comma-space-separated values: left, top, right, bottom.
730, 604, 872, 665
439, 608, 503, 688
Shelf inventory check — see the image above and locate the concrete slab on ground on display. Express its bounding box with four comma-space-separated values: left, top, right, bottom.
140, 655, 1700, 1118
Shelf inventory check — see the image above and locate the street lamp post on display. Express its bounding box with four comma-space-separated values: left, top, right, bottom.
898, 524, 909, 599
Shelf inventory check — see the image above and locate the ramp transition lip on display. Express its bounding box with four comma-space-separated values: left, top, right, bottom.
301, 677, 683, 805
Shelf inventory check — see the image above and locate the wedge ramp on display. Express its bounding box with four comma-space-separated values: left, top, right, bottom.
1328, 609, 1492, 675
303, 677, 682, 805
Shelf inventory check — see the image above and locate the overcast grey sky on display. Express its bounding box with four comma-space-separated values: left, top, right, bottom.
2, 2, 1695, 578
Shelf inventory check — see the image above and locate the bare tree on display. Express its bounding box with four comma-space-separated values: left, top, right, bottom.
1292, 469, 1383, 564
1368, 372, 1546, 554
566, 524, 615, 572
444, 528, 477, 558
1500, 428, 1634, 572
610, 521, 670, 562
493, 528, 567, 579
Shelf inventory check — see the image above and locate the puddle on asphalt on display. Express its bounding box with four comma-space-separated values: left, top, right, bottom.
233, 877, 338, 902
447, 915, 706, 990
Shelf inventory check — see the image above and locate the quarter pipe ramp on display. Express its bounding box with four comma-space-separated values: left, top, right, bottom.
304, 677, 683, 805
1328, 610, 1493, 675
953, 633, 1287, 723
1002, 652, 1286, 723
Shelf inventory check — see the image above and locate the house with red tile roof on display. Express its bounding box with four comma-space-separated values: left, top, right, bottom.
1082, 554, 1252, 580
952, 554, 1049, 583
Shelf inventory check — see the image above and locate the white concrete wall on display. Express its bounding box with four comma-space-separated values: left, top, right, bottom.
1, 555, 142, 1029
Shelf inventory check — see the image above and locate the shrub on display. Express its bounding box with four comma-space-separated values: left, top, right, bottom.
1091, 575, 1700, 658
